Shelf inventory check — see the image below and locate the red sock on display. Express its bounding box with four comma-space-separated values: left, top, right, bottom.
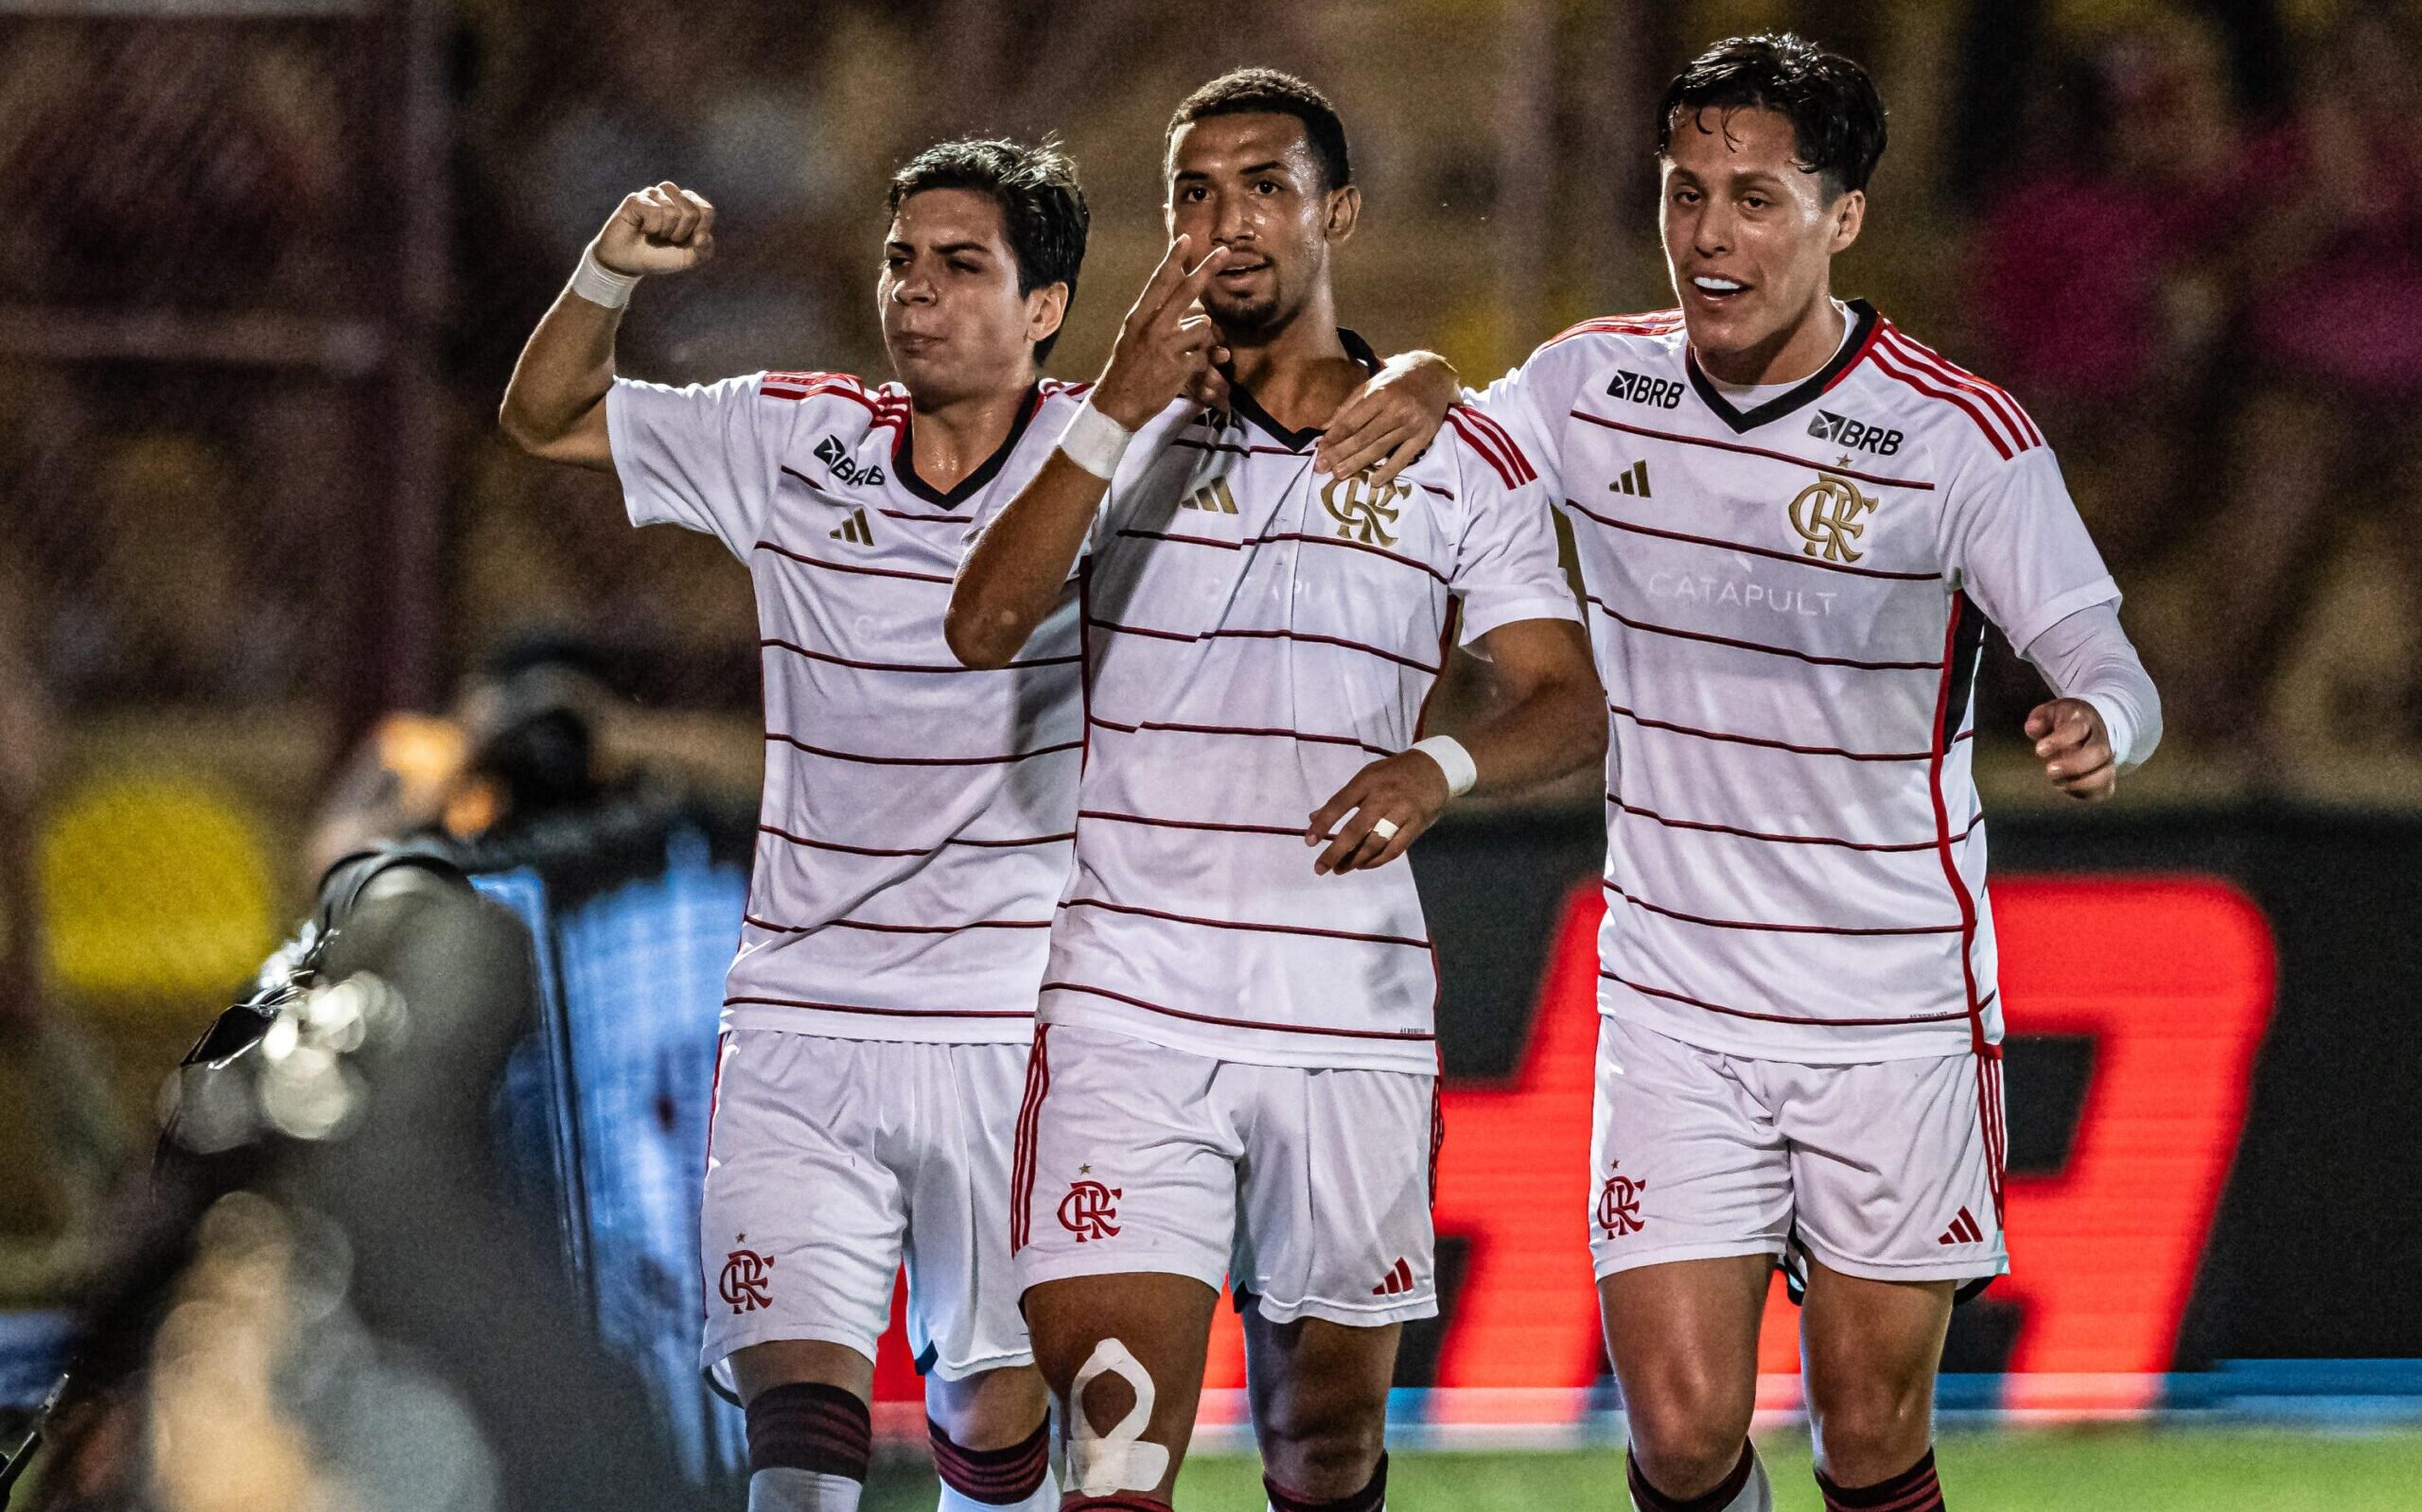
1816, 1446, 1945, 1511
1628, 1442, 1755, 1511
1058, 1497, 1169, 1511
928, 1417, 1050, 1506
1266, 1451, 1388, 1512
744, 1381, 870, 1482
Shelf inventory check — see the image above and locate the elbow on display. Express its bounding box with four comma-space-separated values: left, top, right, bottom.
942, 600, 1015, 671
1554, 674, 1609, 774
496, 392, 549, 457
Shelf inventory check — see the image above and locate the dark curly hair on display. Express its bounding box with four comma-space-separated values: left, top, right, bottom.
886, 137, 1089, 362
1166, 67, 1351, 192
1658, 33, 1888, 199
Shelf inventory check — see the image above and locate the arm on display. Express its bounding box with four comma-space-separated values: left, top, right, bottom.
1314, 350, 1461, 486
1306, 617, 1604, 875
498, 182, 717, 470
2020, 601, 2162, 801
945, 236, 1231, 669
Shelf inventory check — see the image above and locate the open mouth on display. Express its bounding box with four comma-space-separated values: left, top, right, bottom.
1688, 274, 1749, 305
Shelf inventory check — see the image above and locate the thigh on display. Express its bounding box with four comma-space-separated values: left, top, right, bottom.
903, 1040, 1036, 1382
1777, 1051, 2006, 1288
1241, 1308, 1399, 1497
1595, 1255, 1770, 1460
1588, 1016, 1792, 1280
1798, 1256, 1953, 1483
1024, 1271, 1219, 1502
1010, 1025, 1237, 1298
1234, 1062, 1438, 1328
699, 1030, 904, 1397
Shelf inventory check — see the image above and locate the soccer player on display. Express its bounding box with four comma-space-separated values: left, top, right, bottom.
1468, 35, 2163, 1512
498, 141, 1458, 1512
948, 71, 1605, 1512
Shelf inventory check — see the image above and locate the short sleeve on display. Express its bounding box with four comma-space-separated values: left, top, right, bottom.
1937, 445, 2121, 653
604, 374, 792, 559
1444, 446, 1584, 650
1465, 335, 1597, 499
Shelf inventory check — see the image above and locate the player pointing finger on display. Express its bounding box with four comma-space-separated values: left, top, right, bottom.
1089, 235, 1232, 430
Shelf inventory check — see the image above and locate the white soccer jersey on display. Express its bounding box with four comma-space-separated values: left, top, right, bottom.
608, 371, 1091, 1042
1474, 301, 2119, 1062
1038, 347, 1584, 1074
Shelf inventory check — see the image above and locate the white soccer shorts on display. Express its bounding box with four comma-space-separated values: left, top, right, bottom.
1586, 1016, 2010, 1288
699, 1028, 1033, 1394
1010, 1023, 1441, 1328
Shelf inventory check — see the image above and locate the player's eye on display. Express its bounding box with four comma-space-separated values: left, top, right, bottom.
951, 259, 981, 275
1255, 179, 1280, 195
1181, 185, 1207, 202
1743, 194, 1770, 209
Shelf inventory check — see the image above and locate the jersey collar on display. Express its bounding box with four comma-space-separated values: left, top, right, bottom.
1684, 299, 1879, 434
1224, 328, 1381, 453
891, 383, 1044, 509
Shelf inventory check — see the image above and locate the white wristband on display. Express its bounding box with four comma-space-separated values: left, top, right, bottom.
1410, 735, 1477, 798
569, 244, 640, 310
1057, 398, 1133, 481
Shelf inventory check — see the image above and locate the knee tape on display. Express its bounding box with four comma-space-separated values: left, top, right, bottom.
1067, 1338, 1171, 1497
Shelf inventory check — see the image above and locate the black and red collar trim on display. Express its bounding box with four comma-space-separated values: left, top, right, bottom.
1685, 299, 1878, 434
890, 383, 1044, 509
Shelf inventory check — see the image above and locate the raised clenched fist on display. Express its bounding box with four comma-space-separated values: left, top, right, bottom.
594, 181, 717, 277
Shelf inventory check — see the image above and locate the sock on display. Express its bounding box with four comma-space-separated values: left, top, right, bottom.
1629, 1441, 1772, 1512
929, 1416, 1054, 1509
746, 1382, 871, 1512
1816, 1446, 1944, 1511
1058, 1498, 1169, 1511
1265, 1450, 1388, 1512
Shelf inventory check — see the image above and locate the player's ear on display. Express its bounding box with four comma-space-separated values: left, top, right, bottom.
1323, 183, 1361, 245
1828, 188, 1865, 255
1026, 281, 1069, 348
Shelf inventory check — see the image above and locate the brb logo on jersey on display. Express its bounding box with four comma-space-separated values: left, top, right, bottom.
1607, 369, 1684, 409
1807, 409, 1904, 455
1320, 472, 1408, 547
1596, 1162, 1647, 1239
1788, 474, 1879, 564
719, 1245, 775, 1312
814, 433, 887, 488
1058, 1174, 1122, 1242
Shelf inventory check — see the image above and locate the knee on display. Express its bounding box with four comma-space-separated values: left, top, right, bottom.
1810, 1375, 1932, 1483
1257, 1395, 1386, 1501
1622, 1371, 1754, 1497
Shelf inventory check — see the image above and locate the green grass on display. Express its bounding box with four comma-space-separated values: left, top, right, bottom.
863, 1428, 2422, 1509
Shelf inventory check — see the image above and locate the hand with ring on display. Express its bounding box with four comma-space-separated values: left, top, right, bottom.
1305, 751, 1451, 876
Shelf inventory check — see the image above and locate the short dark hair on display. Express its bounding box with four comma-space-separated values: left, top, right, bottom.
1166, 67, 1352, 192
1657, 33, 1887, 199
886, 137, 1089, 362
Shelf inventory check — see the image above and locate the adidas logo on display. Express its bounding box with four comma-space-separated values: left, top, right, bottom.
1181, 479, 1239, 514
1370, 1257, 1415, 1298
1937, 1206, 1984, 1246
828, 507, 872, 545
1609, 460, 1651, 497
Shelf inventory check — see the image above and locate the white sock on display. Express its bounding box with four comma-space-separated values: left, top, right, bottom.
750, 1466, 863, 1511
939, 1463, 1056, 1511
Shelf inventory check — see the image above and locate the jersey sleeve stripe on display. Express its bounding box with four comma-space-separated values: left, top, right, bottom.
1041, 980, 1437, 1042
1610, 794, 1984, 853
763, 636, 1080, 675
1884, 330, 2044, 448
766, 731, 1082, 767
1545, 310, 1685, 346
1562, 497, 1942, 579
1444, 407, 1535, 487
1088, 712, 1397, 759
1866, 344, 2016, 460
1601, 967, 1974, 1028
1459, 405, 1538, 480
1060, 895, 1431, 949
1582, 596, 1946, 672
1605, 881, 1963, 936
1610, 702, 1935, 762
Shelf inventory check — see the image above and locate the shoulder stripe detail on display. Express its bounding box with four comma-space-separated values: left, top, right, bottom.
1605, 880, 1963, 937
1444, 406, 1536, 488
1060, 895, 1431, 950
1883, 330, 2043, 448
1546, 310, 1685, 347
765, 730, 1081, 767
1038, 378, 1095, 398
1867, 344, 2015, 460
761, 369, 864, 393
1600, 968, 1974, 1028
1041, 980, 1437, 1042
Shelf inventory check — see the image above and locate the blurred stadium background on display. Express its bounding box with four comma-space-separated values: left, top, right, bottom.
1, 0, 2419, 1507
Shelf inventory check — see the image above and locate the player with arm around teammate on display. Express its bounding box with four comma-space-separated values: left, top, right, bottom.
1468, 34, 2162, 1512
951, 71, 1605, 1512
498, 137, 1461, 1512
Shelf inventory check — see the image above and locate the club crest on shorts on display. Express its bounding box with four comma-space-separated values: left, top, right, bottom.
719, 1244, 775, 1312
1057, 1170, 1122, 1241
1596, 1161, 1647, 1240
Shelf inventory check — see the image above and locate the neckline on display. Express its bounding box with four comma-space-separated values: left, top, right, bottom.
891, 383, 1044, 508
1685, 299, 1878, 434
1224, 328, 1381, 452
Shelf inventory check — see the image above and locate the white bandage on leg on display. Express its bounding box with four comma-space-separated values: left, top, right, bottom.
1067, 1338, 1171, 1497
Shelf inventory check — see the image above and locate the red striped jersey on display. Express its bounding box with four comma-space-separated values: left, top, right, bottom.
1471, 301, 2119, 1062
607, 370, 1091, 1042
1039, 360, 1583, 1074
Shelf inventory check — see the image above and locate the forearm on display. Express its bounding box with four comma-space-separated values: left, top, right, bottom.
1455, 661, 1606, 796
498, 272, 624, 470
2021, 602, 2162, 771
945, 451, 1106, 668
